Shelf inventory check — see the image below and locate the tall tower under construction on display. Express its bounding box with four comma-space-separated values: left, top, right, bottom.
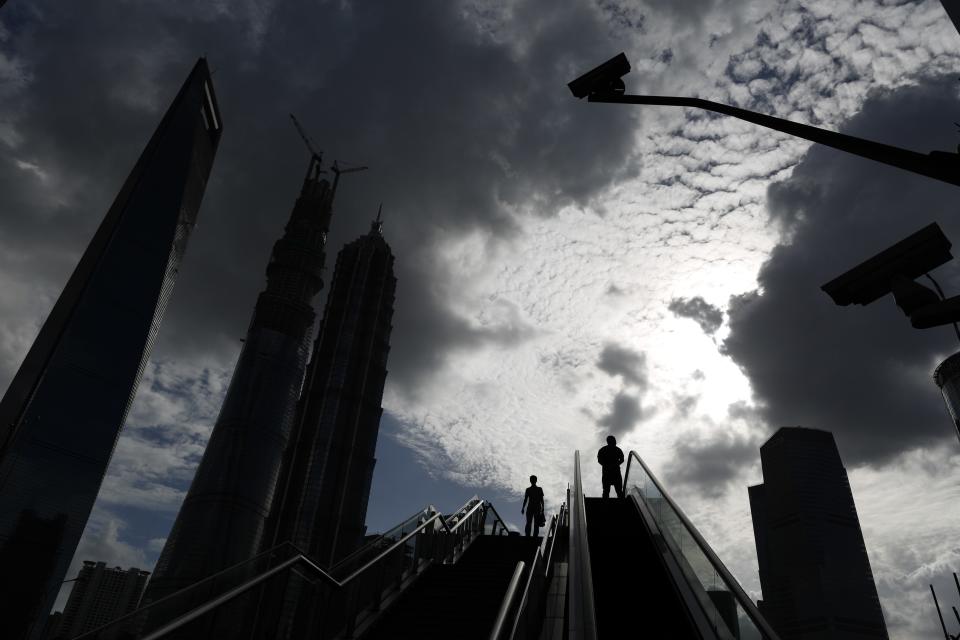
144, 155, 347, 604
268, 214, 396, 567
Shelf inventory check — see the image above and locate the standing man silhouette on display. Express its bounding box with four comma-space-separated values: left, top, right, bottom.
521, 475, 545, 537
597, 435, 625, 498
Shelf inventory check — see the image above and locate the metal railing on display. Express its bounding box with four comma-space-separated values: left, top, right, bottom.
74, 496, 504, 640
497, 502, 567, 640
623, 452, 782, 640
490, 561, 527, 640
568, 451, 598, 640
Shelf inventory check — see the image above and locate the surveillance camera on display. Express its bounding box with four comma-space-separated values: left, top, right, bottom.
821, 222, 952, 306
567, 53, 631, 99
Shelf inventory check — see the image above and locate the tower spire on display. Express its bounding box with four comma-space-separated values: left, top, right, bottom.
371, 203, 383, 234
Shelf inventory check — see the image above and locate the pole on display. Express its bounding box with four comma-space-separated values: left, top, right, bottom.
590, 93, 960, 188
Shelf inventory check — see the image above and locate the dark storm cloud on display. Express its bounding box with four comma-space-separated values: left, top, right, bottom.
664, 426, 759, 498
722, 75, 960, 466
597, 343, 648, 386
0, 0, 640, 395
598, 390, 644, 437
596, 343, 650, 435
668, 296, 723, 334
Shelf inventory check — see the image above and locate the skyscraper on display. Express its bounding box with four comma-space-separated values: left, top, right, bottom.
749, 427, 888, 639
0, 59, 221, 639
144, 156, 338, 604
267, 214, 396, 567
51, 561, 150, 639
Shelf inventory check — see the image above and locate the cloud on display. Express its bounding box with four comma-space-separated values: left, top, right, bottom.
0, 0, 641, 400
5, 2, 960, 637
668, 296, 724, 334
664, 426, 761, 498
598, 391, 645, 437
723, 75, 960, 466
597, 343, 649, 387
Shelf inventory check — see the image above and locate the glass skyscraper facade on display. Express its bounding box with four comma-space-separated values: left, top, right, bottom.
0, 59, 222, 639
253, 217, 395, 639
749, 427, 888, 639
267, 217, 396, 567
143, 157, 334, 606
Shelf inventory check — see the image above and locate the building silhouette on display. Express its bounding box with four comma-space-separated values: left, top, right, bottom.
934, 351, 960, 445
50, 561, 149, 639
268, 214, 396, 567
749, 427, 888, 639
252, 215, 395, 638
0, 59, 221, 639
143, 156, 338, 605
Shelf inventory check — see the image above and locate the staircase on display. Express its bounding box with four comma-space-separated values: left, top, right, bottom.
361, 535, 541, 640
584, 497, 701, 639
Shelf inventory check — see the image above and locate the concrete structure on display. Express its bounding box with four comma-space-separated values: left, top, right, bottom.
0, 59, 221, 639
53, 562, 149, 639
144, 156, 338, 605
749, 427, 888, 639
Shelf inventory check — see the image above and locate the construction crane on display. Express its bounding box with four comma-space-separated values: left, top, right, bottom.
289, 113, 325, 181
330, 159, 369, 196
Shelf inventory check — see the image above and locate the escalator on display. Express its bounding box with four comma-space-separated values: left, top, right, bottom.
74, 454, 779, 640
361, 535, 541, 640
566, 451, 782, 640
585, 497, 701, 638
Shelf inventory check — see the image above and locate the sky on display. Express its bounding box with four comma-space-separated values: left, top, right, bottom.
2, 0, 960, 637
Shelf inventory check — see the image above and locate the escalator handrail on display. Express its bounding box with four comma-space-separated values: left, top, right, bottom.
623, 451, 782, 640
542, 503, 566, 577
502, 503, 566, 640
568, 451, 598, 640
75, 497, 489, 640
489, 561, 526, 640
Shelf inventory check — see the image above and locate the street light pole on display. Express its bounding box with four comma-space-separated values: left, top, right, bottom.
572, 53, 960, 188
590, 93, 960, 187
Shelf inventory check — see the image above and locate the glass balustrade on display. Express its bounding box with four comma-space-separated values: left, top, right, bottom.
625, 453, 777, 640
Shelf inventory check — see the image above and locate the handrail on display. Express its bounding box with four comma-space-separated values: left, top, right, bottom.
483, 500, 511, 535
504, 503, 565, 640
568, 451, 598, 640
444, 496, 486, 532
140, 554, 310, 640
542, 503, 566, 577
338, 511, 447, 583
328, 505, 434, 574
623, 451, 781, 640
489, 561, 526, 640
73, 542, 305, 639
340, 495, 485, 581
76, 497, 490, 640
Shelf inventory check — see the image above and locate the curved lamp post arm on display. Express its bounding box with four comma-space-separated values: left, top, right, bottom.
590, 93, 960, 188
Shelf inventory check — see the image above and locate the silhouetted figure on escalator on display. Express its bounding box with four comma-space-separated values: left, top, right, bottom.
521, 475, 545, 537
598, 435, 625, 498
